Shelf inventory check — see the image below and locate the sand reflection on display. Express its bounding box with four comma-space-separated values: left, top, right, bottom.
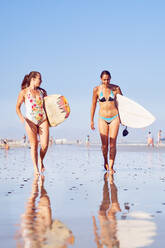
117, 211, 156, 247
93, 173, 121, 247
93, 173, 157, 248
16, 175, 74, 248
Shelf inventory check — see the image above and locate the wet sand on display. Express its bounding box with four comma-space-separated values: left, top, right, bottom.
0, 144, 165, 247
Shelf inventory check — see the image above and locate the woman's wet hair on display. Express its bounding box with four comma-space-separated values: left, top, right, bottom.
21, 71, 42, 89
100, 70, 111, 79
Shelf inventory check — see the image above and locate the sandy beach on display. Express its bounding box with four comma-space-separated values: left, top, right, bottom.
0, 144, 165, 247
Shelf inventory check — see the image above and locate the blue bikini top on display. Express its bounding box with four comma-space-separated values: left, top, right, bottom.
99, 90, 115, 102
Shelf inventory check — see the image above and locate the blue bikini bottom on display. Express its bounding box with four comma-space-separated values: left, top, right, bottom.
99, 114, 119, 124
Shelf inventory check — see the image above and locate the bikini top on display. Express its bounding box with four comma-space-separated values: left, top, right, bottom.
99, 89, 115, 102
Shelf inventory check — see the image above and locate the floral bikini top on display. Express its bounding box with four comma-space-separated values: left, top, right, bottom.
25, 89, 46, 125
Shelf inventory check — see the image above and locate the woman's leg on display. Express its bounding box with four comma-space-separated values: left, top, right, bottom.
108, 116, 120, 174
38, 120, 49, 173
98, 117, 109, 170
25, 119, 39, 174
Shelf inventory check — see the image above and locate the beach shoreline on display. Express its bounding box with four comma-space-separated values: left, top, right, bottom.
1, 140, 165, 149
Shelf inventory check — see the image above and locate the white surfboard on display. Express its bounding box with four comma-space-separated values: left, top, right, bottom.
44, 94, 70, 127
116, 94, 156, 128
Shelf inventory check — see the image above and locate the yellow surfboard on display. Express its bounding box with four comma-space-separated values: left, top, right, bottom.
44, 94, 70, 127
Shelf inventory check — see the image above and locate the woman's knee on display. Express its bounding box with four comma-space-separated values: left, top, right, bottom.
102, 144, 108, 152
40, 143, 49, 152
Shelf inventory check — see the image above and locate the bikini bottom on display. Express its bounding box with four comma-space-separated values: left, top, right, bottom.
99, 114, 119, 124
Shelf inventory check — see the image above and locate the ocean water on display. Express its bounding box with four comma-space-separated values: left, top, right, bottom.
0, 144, 165, 248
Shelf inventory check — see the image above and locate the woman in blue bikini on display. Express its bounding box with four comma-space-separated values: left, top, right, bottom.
91, 70, 122, 173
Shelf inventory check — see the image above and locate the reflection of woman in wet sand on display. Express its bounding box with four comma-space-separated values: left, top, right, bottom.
92, 173, 121, 248
91, 71, 122, 173
16, 176, 74, 248
16, 71, 49, 174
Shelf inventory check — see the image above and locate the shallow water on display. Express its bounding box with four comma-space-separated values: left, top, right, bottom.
0, 144, 165, 247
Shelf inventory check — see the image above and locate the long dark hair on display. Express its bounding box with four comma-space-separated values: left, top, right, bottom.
21, 71, 42, 90
100, 70, 111, 79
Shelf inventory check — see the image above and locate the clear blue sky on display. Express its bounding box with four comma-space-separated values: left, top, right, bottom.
0, 0, 165, 142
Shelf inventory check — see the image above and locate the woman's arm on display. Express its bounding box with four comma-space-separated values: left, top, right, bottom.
90, 87, 98, 130
16, 90, 25, 123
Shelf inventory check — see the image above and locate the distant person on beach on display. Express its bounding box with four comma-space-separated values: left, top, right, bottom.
90, 70, 122, 173
49, 136, 54, 146
86, 135, 90, 146
23, 134, 26, 144
2, 139, 9, 150
147, 131, 154, 147
16, 71, 49, 175
157, 130, 162, 146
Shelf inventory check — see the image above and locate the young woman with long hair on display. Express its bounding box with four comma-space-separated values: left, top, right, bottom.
91, 70, 122, 174
16, 71, 49, 175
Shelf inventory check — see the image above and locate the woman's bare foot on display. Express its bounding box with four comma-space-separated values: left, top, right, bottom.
39, 158, 45, 173
104, 163, 109, 171
104, 172, 108, 180
109, 167, 116, 175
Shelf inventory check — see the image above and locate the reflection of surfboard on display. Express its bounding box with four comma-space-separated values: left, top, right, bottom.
116, 94, 156, 128
44, 94, 70, 127
118, 211, 156, 247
